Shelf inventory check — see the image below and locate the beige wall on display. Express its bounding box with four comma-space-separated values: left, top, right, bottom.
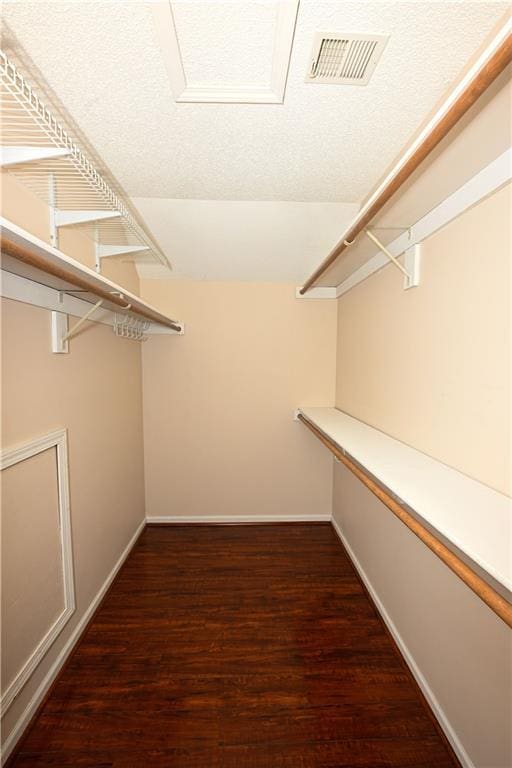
0, 175, 146, 752
140, 281, 336, 520
0, 299, 146, 750
333, 184, 511, 766
336, 183, 511, 495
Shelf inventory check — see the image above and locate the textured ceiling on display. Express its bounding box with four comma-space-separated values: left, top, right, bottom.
2, 0, 509, 203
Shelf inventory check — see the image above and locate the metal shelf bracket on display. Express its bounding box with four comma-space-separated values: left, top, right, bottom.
364, 229, 421, 290
55, 210, 121, 228
95, 244, 151, 273
1, 146, 72, 167
51, 299, 104, 353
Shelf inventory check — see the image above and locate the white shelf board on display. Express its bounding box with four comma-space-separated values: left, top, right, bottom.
1, 217, 182, 332
299, 407, 511, 596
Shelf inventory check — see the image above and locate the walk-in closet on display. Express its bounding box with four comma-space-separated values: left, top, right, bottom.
1, 3, 511, 767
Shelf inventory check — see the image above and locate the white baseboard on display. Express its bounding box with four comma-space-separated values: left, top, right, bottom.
146, 514, 332, 524
330, 516, 473, 768
1, 518, 146, 765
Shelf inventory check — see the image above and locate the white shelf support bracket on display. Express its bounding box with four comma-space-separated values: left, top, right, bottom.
51, 310, 69, 354
1, 146, 72, 167
364, 229, 420, 290
97, 244, 151, 261
52, 300, 103, 353
54, 210, 121, 228
403, 243, 421, 289
55, 210, 121, 227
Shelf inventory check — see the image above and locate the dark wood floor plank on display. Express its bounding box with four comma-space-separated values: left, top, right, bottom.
9, 523, 460, 767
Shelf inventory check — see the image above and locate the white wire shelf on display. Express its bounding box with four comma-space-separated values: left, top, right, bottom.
0, 48, 171, 269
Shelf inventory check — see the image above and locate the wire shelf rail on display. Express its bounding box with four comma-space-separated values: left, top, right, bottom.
0, 48, 171, 269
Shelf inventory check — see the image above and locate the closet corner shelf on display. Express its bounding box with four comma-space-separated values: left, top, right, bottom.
298, 407, 511, 603
1, 216, 183, 335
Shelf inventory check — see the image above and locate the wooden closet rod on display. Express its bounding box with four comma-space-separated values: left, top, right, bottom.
297, 413, 512, 628
0, 235, 182, 332
300, 29, 512, 295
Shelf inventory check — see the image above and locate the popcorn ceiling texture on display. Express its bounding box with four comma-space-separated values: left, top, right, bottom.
172, 1, 276, 84
2, 0, 509, 204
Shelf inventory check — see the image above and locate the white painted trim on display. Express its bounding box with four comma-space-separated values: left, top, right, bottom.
171, 85, 284, 105
153, 0, 298, 104
269, 0, 299, 101
330, 516, 474, 768
336, 147, 512, 297
403, 243, 421, 290
295, 286, 337, 300
0, 519, 146, 765
0, 146, 71, 167
1, 270, 117, 327
0, 270, 181, 336
0, 430, 75, 714
51, 311, 69, 354
146, 514, 331, 524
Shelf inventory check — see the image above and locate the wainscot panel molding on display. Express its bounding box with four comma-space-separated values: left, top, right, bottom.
0, 429, 75, 714
0, 519, 146, 765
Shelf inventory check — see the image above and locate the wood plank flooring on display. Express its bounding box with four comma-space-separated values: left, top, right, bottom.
9, 523, 460, 767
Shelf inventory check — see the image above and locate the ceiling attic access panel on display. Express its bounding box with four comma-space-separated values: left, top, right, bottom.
153, 0, 299, 103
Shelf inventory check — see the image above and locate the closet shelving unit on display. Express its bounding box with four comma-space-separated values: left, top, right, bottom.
297, 408, 512, 628
295, 24, 512, 629
299, 23, 512, 296
0, 49, 170, 271
1, 218, 183, 343
0, 48, 182, 346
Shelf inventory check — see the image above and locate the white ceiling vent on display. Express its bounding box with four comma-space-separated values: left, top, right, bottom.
306, 32, 388, 86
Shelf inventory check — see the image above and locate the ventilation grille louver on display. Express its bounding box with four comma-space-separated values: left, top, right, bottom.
306, 32, 388, 86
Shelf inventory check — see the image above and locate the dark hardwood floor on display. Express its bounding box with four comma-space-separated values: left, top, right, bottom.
10, 523, 460, 767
